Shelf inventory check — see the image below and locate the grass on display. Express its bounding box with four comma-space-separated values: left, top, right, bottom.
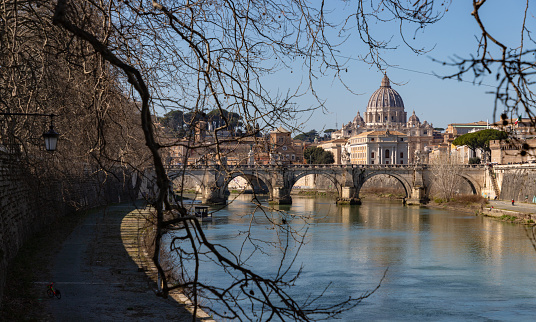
431, 194, 487, 207
295, 190, 338, 197
360, 187, 405, 199
500, 214, 518, 222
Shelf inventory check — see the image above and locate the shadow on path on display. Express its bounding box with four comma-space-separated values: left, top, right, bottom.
45, 202, 198, 321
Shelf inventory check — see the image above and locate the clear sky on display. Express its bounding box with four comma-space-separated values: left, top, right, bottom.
273, 1, 532, 133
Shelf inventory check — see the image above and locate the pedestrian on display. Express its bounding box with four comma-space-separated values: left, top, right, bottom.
512, 199, 515, 206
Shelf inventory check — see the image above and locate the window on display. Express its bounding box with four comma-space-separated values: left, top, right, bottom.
291, 154, 295, 160
385, 149, 390, 158
391, 116, 394, 121
423, 130, 428, 135
371, 138, 374, 142
400, 138, 404, 141
400, 152, 403, 158
400, 160, 403, 164
384, 116, 387, 121
371, 161, 374, 164
386, 161, 390, 164
371, 152, 375, 158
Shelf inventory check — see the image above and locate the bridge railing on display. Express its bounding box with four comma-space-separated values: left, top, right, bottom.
164, 163, 425, 172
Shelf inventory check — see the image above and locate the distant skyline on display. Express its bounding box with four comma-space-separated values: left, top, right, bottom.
269, 1, 529, 134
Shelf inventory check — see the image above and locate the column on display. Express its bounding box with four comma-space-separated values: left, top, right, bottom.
378, 146, 382, 164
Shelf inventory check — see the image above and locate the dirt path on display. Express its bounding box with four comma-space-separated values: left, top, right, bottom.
44, 202, 206, 321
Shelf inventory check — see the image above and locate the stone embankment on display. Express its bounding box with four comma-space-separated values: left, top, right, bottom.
121, 206, 215, 321
494, 164, 536, 202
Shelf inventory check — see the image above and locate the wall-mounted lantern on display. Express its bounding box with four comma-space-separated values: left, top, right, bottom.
1, 112, 60, 152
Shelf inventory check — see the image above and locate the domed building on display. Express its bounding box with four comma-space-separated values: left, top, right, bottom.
364, 75, 406, 126
330, 74, 434, 164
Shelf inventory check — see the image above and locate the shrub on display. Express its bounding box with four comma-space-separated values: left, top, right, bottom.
451, 194, 487, 205
434, 197, 447, 204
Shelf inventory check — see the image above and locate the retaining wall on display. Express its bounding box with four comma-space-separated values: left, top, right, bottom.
495, 165, 536, 202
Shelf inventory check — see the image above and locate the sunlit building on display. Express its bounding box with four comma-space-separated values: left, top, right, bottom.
346, 130, 408, 165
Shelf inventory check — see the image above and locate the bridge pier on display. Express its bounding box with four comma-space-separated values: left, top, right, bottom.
270, 187, 292, 205
202, 186, 228, 205
337, 187, 362, 205
406, 166, 426, 205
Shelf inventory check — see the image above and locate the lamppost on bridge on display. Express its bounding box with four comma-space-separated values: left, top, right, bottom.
0, 112, 60, 152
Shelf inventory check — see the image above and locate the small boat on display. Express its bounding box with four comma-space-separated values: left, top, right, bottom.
193, 206, 212, 222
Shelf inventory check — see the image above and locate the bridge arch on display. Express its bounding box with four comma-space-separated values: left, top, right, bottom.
359, 170, 413, 200
291, 169, 343, 195
457, 174, 481, 195
169, 171, 205, 193
223, 171, 272, 195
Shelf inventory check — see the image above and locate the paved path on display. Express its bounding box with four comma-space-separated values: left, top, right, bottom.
45, 202, 202, 321
488, 200, 536, 214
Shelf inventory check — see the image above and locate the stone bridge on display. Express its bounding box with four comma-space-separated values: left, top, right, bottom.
166, 164, 489, 205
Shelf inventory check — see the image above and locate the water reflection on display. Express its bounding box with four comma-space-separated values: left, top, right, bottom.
171, 194, 536, 320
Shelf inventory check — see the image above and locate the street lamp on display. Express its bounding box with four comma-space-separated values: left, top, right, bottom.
0, 112, 60, 152
43, 122, 60, 152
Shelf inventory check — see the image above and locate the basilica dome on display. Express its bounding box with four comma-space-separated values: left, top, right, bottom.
367, 75, 404, 109
364, 75, 407, 126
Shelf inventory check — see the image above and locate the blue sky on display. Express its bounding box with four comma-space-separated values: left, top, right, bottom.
276, 1, 532, 133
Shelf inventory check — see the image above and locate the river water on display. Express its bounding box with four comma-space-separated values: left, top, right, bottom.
169, 194, 536, 321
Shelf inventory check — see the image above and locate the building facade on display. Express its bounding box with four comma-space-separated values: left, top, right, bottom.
269, 127, 305, 164
345, 130, 408, 165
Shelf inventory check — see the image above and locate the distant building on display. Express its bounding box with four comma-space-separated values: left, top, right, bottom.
317, 139, 348, 164
269, 127, 305, 164
491, 117, 536, 140
345, 130, 408, 165
490, 137, 536, 164
330, 75, 434, 163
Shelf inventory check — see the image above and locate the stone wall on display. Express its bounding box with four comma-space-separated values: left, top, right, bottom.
495, 165, 536, 202
0, 152, 140, 304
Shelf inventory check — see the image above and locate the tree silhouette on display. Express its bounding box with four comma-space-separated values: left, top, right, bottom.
304, 147, 335, 164
453, 129, 508, 161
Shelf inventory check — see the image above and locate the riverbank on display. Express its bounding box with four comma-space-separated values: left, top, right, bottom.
479, 200, 536, 224
295, 189, 536, 225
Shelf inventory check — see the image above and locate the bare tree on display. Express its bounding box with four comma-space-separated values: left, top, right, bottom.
429, 154, 465, 201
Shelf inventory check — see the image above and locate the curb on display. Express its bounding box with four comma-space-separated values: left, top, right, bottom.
120, 207, 216, 321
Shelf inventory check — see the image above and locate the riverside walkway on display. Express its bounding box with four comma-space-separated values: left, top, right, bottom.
489, 199, 536, 214
45, 202, 209, 321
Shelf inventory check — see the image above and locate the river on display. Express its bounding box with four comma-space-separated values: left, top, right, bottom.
168, 194, 536, 321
